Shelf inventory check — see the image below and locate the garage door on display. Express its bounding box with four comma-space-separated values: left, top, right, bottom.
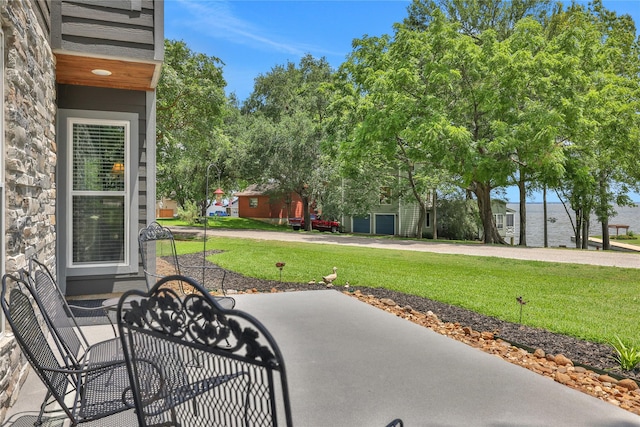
352, 216, 371, 234
375, 214, 395, 235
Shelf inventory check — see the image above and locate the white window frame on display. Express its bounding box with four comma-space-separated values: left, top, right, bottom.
379, 187, 392, 205
67, 118, 130, 269
59, 109, 139, 277
249, 197, 258, 208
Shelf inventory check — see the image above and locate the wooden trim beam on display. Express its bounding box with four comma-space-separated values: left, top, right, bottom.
55, 53, 161, 91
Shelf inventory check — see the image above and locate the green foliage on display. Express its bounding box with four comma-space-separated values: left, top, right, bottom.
436, 196, 480, 240
611, 336, 640, 371
336, 0, 640, 244
236, 55, 336, 230
173, 236, 640, 348
177, 200, 199, 225
157, 1, 640, 248
156, 39, 230, 214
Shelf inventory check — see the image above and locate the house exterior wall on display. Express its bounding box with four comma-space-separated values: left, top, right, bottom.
156, 197, 178, 218
0, 0, 58, 419
57, 85, 150, 296
51, 0, 160, 60
237, 192, 302, 225
343, 199, 434, 237
0, 0, 162, 419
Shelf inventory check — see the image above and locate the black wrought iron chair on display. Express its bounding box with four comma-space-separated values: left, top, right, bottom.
29, 258, 121, 352
1, 271, 133, 425
138, 221, 235, 309
117, 274, 293, 426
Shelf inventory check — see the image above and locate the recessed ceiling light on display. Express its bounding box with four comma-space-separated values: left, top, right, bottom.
92, 69, 112, 76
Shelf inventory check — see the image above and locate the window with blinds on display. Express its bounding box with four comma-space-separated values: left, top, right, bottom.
70, 120, 129, 265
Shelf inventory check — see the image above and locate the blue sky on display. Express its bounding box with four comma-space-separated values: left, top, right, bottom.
164, 0, 640, 203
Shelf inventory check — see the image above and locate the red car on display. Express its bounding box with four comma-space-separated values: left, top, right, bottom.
289, 214, 340, 233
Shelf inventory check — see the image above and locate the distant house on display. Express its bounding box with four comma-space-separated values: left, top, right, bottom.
342, 188, 435, 237
235, 184, 302, 225
156, 197, 179, 218
0, 0, 163, 417
493, 200, 516, 243
342, 188, 513, 240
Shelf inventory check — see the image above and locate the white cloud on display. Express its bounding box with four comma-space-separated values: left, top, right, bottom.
174, 0, 337, 57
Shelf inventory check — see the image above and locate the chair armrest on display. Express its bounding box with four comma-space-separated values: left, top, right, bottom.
68, 302, 118, 336
39, 359, 128, 376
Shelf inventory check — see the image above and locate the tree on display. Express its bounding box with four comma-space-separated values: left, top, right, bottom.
239, 55, 335, 231
404, 0, 552, 39
156, 40, 229, 216
550, 2, 640, 249
335, 17, 470, 239
341, 4, 574, 243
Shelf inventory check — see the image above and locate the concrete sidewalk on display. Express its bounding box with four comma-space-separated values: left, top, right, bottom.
5, 291, 640, 426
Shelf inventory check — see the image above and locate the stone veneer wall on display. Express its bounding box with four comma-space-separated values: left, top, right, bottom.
0, 1, 57, 422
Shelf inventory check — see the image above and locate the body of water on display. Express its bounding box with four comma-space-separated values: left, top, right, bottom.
506, 203, 640, 248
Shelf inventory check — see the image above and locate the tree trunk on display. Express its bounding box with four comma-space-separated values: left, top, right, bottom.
200, 200, 207, 218
473, 182, 505, 244
602, 219, 610, 250
597, 178, 611, 251
518, 178, 527, 246
574, 209, 581, 249
302, 194, 311, 231
582, 216, 589, 249
416, 203, 425, 239
543, 187, 548, 248
432, 191, 438, 240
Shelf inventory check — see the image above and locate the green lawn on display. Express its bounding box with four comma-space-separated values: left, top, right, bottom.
609, 235, 640, 246
157, 217, 289, 231
171, 236, 640, 349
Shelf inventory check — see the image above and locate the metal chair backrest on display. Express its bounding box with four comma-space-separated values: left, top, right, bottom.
138, 221, 180, 291
1, 271, 76, 420
117, 274, 293, 426
138, 222, 230, 305
29, 258, 89, 366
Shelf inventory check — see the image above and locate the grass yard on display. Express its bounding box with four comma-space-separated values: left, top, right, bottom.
610, 235, 640, 246
157, 217, 289, 231
171, 236, 640, 349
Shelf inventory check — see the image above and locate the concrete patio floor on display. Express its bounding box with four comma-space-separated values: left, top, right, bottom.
4, 290, 640, 426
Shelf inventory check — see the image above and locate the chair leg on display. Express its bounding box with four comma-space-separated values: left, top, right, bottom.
36, 390, 53, 426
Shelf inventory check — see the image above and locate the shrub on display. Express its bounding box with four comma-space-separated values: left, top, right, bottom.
611, 336, 640, 371
437, 197, 480, 241
178, 200, 200, 225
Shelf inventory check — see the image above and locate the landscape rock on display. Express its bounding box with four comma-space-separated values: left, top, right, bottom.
555, 372, 572, 385
555, 354, 573, 366
599, 374, 619, 384
618, 379, 639, 391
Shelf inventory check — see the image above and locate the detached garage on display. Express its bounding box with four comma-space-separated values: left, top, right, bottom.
352, 216, 371, 233
375, 214, 395, 235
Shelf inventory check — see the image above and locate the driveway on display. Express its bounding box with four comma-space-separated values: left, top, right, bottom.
180, 228, 640, 269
